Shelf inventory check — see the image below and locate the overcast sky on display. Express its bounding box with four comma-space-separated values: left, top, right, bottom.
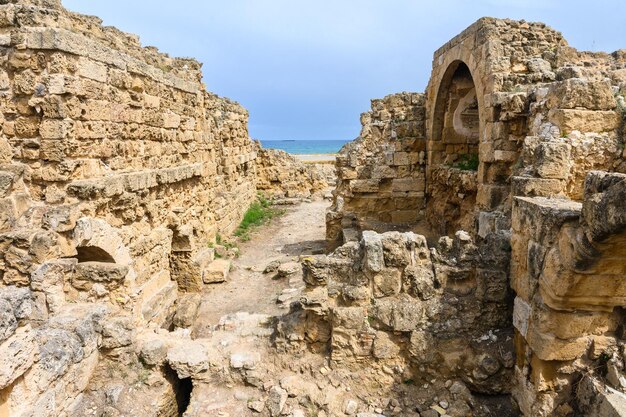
63, 0, 626, 141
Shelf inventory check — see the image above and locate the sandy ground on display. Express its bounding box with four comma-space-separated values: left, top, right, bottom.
193, 198, 328, 333
294, 154, 336, 163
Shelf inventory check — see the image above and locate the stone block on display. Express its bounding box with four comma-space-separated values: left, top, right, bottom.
372, 268, 402, 298
549, 109, 621, 134
100, 316, 135, 349
39, 119, 71, 139
511, 176, 564, 197
372, 293, 424, 332
393, 152, 410, 166
361, 231, 383, 273
42, 204, 79, 232
513, 297, 531, 337
72, 262, 129, 291
0, 171, 14, 198
139, 338, 167, 367
372, 331, 400, 359
77, 57, 108, 83
391, 178, 421, 192
534, 141, 571, 180
166, 342, 209, 379
0, 325, 35, 389
173, 293, 201, 328
403, 264, 436, 300
476, 184, 508, 210
202, 259, 230, 284
547, 79, 616, 111
351, 179, 380, 193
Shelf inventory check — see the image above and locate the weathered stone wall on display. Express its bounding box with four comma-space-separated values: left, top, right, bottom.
0, 1, 259, 415
301, 229, 514, 394
328, 18, 625, 246
319, 17, 626, 416
254, 141, 329, 198
511, 171, 626, 416
326, 92, 427, 249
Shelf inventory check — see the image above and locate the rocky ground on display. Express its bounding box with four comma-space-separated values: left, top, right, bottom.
74, 193, 519, 417
166, 195, 517, 417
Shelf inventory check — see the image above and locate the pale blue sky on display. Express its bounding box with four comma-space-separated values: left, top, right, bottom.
63, 0, 626, 141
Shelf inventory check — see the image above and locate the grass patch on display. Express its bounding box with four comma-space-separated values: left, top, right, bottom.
234, 196, 284, 241
453, 153, 479, 171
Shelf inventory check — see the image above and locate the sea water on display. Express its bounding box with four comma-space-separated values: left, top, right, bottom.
260, 140, 350, 155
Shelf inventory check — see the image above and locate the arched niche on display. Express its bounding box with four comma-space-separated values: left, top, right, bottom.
72, 217, 137, 284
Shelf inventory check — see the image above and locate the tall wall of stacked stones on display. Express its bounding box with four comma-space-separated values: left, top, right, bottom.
0, 1, 263, 415
318, 17, 626, 416
326, 93, 427, 249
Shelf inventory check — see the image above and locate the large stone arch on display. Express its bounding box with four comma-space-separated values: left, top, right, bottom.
427, 54, 489, 173
424, 23, 530, 236
425, 53, 489, 235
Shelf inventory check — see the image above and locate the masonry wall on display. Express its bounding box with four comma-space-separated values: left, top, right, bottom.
326, 92, 427, 249
0, 1, 258, 415
254, 140, 329, 199
301, 229, 514, 394
320, 17, 626, 417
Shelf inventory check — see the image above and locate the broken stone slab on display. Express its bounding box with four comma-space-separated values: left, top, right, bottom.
230, 351, 261, 370
166, 342, 209, 379
202, 259, 230, 284
72, 261, 129, 290
0, 325, 36, 389
267, 386, 288, 417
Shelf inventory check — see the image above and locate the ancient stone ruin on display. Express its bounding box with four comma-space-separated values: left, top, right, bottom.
0, 1, 625, 417
323, 16, 626, 417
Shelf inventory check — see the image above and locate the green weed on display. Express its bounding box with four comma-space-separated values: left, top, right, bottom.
453, 153, 479, 171
234, 196, 284, 241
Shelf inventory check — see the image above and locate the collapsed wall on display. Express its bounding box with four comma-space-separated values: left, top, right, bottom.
314, 17, 626, 416
253, 140, 331, 199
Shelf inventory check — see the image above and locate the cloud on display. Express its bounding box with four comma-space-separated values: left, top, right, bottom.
61, 0, 626, 141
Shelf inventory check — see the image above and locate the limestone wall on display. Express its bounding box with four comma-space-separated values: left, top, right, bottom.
511, 171, 626, 416
301, 228, 514, 393
328, 18, 625, 246
319, 17, 626, 416
326, 92, 427, 249
0, 1, 258, 415
254, 141, 329, 198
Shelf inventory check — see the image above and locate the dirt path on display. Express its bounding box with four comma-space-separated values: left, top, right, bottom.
192, 198, 328, 336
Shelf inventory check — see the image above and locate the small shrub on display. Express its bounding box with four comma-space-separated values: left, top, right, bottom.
453, 153, 479, 171
234, 197, 284, 241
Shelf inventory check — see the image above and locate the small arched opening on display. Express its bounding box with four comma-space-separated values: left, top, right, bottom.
427, 61, 481, 235
76, 246, 116, 263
